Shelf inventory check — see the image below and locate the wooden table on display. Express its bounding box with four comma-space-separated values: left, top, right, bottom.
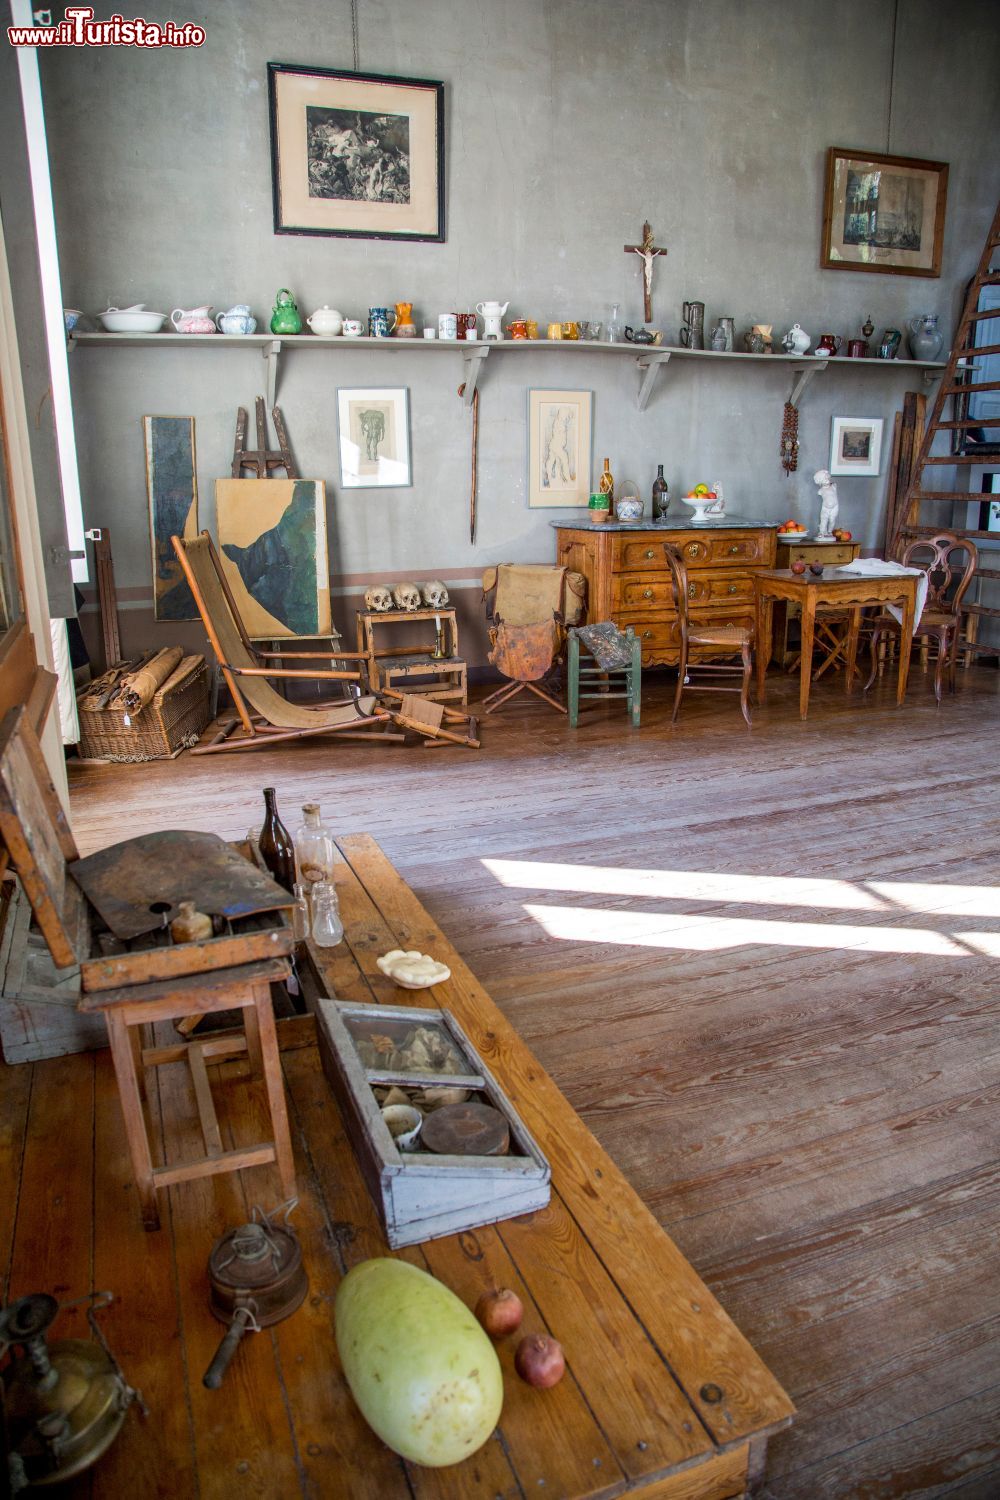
771, 540, 861, 667
297, 835, 794, 1499
754, 568, 918, 719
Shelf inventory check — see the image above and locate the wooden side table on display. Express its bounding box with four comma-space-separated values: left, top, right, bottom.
356, 607, 468, 705
78, 955, 296, 1230
771, 540, 861, 666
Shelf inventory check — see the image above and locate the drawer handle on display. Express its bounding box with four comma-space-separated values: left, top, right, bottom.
643, 588, 653, 599
645, 549, 655, 559
728, 584, 737, 595
642, 629, 652, 640
686, 544, 699, 556
688, 583, 697, 598
729, 544, 740, 554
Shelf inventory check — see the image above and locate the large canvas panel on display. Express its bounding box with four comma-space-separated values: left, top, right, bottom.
215, 478, 331, 639
144, 416, 199, 621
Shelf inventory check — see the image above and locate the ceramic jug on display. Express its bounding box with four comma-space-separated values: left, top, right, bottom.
270, 290, 302, 335
908, 314, 943, 361
782, 323, 811, 355
216, 304, 257, 335
395, 302, 417, 337
816, 333, 843, 357
368, 306, 396, 338
171, 304, 216, 334
306, 305, 343, 337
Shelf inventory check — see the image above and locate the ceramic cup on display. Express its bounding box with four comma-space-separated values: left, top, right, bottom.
847, 339, 868, 358
525, 319, 539, 339
438, 312, 458, 340
369, 306, 396, 338
459, 312, 477, 339
507, 319, 528, 340
561, 321, 580, 340
546, 322, 563, 340
423, 326, 437, 339
343, 319, 363, 338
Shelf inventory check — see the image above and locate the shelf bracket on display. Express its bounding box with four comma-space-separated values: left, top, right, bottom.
459, 345, 490, 406
635, 350, 673, 411
263, 339, 281, 407
922, 368, 945, 387
788, 360, 828, 408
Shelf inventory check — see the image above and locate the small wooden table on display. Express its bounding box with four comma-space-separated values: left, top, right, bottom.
754, 568, 918, 719
771, 540, 862, 667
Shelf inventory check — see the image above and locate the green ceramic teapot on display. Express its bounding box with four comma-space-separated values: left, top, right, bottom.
270, 288, 302, 335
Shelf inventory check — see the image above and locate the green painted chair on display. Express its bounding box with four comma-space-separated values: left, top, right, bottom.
567, 623, 642, 729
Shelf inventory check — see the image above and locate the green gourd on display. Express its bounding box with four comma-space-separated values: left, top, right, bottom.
335, 1258, 503, 1467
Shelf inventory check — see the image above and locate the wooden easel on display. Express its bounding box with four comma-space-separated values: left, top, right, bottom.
232, 398, 298, 479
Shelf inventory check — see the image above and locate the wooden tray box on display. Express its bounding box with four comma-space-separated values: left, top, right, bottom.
315, 998, 551, 1248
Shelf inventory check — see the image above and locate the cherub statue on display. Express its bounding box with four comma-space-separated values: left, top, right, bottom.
813, 468, 839, 538
705, 480, 726, 516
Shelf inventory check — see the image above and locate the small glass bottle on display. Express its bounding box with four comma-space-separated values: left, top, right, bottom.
605, 303, 622, 343
598, 457, 615, 503
652, 464, 669, 519
310, 880, 344, 947
293, 802, 336, 887
291, 882, 310, 942
258, 787, 296, 892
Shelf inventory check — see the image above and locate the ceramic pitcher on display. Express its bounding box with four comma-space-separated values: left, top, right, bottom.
172, 304, 216, 334
216, 304, 257, 335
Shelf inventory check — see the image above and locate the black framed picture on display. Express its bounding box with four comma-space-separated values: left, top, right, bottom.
268, 63, 445, 242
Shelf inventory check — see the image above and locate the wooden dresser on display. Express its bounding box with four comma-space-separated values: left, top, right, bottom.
554, 517, 778, 666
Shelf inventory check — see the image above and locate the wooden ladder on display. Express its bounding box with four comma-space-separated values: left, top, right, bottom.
891, 195, 1000, 654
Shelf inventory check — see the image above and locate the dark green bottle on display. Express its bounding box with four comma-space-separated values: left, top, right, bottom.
259, 787, 295, 892
652, 464, 669, 519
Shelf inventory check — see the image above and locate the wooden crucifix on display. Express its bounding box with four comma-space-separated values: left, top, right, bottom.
624, 221, 666, 324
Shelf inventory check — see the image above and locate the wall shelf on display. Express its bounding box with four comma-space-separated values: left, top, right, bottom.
68, 331, 948, 412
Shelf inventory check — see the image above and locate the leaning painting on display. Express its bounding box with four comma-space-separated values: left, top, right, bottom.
337, 387, 411, 489
215, 478, 332, 638
268, 63, 445, 241
527, 390, 593, 508
143, 416, 199, 621
822, 148, 948, 277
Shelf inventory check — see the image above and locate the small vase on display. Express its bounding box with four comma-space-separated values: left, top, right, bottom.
908, 315, 943, 361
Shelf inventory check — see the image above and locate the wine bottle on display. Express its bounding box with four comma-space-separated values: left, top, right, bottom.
258, 787, 296, 892
599, 457, 614, 503
652, 464, 669, 519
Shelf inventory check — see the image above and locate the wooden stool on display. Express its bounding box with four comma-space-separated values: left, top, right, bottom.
79, 956, 296, 1231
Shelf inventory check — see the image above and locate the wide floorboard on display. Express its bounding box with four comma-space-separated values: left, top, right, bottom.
7, 663, 1000, 1498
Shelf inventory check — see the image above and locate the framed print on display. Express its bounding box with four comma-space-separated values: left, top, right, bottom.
527, 390, 593, 508
338, 388, 411, 488
830, 417, 884, 477
978, 474, 1000, 534
215, 478, 331, 639
268, 63, 445, 241
821, 147, 948, 277
143, 416, 199, 621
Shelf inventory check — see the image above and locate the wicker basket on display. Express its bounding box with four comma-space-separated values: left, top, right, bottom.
77, 654, 211, 761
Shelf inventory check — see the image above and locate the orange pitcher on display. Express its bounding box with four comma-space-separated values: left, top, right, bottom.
394, 301, 416, 338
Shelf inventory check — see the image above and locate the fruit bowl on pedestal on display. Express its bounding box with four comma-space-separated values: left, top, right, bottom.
679, 493, 718, 523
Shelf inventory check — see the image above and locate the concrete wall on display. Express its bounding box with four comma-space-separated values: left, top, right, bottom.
39, 0, 1000, 664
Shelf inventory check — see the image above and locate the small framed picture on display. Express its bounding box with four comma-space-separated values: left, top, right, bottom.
527, 389, 593, 508
337, 388, 411, 488
821, 147, 948, 278
830, 416, 884, 477
268, 63, 445, 242
979, 473, 1000, 533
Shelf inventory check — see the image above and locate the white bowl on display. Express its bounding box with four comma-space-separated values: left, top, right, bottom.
777, 530, 809, 542
98, 309, 167, 333
679, 495, 718, 523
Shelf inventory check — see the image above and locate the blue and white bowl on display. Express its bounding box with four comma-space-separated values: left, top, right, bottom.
63, 308, 82, 334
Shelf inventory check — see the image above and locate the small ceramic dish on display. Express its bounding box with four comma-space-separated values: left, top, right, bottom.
63, 309, 82, 334
376, 948, 451, 989
98, 308, 167, 333
776, 530, 809, 542
380, 1103, 423, 1151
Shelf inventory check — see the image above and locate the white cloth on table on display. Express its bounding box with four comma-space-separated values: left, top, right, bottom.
829, 558, 929, 634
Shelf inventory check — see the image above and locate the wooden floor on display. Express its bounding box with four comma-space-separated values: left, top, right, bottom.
5, 661, 1000, 1498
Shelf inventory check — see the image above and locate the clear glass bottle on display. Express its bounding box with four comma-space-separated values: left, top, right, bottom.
605, 303, 622, 343
291, 882, 310, 942
293, 802, 336, 887
652, 464, 669, 519
258, 787, 295, 892
310, 881, 344, 947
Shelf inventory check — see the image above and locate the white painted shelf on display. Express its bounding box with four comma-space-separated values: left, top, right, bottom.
68, 330, 948, 412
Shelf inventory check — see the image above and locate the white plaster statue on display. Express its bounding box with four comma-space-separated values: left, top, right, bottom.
705, 480, 726, 516
813, 469, 839, 538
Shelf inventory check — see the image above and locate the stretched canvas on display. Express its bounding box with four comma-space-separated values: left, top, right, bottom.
144, 416, 199, 620
215, 478, 331, 639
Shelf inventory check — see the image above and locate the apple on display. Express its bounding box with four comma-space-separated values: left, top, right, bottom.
790, 559, 807, 574
841, 530, 852, 541
809, 561, 824, 575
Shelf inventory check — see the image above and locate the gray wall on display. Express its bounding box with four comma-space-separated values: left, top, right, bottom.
39, 0, 1000, 662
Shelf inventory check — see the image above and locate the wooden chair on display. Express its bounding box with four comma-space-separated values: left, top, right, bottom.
567, 623, 641, 728
0, 704, 296, 1229
481, 564, 586, 716
664, 544, 754, 727
863, 532, 978, 703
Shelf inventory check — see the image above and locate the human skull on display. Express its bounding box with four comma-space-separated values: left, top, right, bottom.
392, 581, 422, 612
421, 580, 449, 608
365, 584, 393, 612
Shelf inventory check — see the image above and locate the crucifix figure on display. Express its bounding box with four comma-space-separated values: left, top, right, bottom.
624, 220, 666, 324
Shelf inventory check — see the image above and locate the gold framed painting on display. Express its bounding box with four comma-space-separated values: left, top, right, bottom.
821, 147, 948, 277
268, 63, 445, 242
527, 390, 593, 508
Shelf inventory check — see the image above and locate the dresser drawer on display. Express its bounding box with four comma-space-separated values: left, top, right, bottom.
615, 611, 680, 652
776, 542, 859, 565
614, 537, 672, 571
689, 572, 756, 605
679, 533, 771, 568
614, 574, 673, 608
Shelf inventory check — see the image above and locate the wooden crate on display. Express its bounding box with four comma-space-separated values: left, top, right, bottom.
0, 879, 105, 1062
77, 654, 211, 761
315, 998, 551, 1247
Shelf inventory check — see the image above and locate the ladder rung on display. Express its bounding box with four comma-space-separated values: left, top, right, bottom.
905, 525, 996, 540
923, 454, 1000, 464
960, 343, 1000, 358
976, 569, 1000, 582
934, 419, 1000, 429
942, 381, 1000, 396
966, 603, 1000, 618
913, 491, 980, 501
963, 308, 1000, 323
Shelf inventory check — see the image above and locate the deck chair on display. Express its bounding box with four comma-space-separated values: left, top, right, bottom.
172, 532, 399, 753
481, 564, 586, 715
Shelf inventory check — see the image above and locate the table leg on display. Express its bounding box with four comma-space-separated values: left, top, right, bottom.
243, 995, 264, 1077
105, 1010, 160, 1231
896, 586, 916, 705
253, 984, 296, 1202
755, 591, 773, 703
799, 592, 816, 719
845, 606, 861, 692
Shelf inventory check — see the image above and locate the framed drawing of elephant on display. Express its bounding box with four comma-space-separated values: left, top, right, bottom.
337, 387, 411, 488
